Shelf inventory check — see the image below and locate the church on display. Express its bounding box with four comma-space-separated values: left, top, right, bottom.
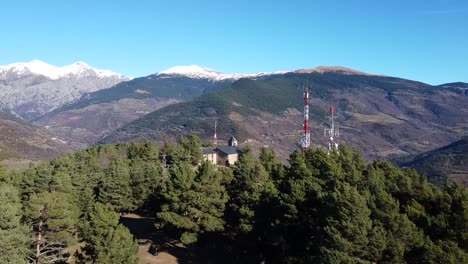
202, 136, 242, 167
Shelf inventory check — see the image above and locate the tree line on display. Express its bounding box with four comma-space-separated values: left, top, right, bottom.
0, 135, 467, 263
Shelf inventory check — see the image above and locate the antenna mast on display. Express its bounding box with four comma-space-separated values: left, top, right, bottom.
214, 120, 218, 146
301, 85, 311, 151
324, 104, 340, 151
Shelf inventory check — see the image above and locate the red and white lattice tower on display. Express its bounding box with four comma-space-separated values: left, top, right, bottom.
324, 105, 340, 151
214, 120, 218, 145
301, 86, 311, 150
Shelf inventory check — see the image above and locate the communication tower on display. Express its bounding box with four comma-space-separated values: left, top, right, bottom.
301, 86, 311, 151
324, 105, 340, 151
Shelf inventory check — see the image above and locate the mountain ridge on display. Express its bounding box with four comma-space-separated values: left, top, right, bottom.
100, 71, 467, 162
0, 60, 130, 121
402, 138, 468, 186
0, 60, 128, 80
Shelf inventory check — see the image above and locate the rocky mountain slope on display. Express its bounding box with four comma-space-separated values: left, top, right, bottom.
100, 70, 468, 161
0, 112, 77, 162
50, 65, 286, 113
35, 98, 181, 144
0, 60, 129, 121
402, 138, 468, 186
37, 66, 286, 145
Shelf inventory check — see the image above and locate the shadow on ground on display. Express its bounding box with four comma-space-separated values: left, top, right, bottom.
120, 214, 260, 264
120, 214, 194, 263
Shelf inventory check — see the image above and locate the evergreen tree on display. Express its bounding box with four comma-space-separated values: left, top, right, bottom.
156, 161, 228, 244
97, 158, 134, 212
24, 191, 80, 264
227, 146, 277, 234
318, 182, 372, 262
129, 157, 163, 209
78, 203, 138, 264
0, 184, 28, 264
179, 135, 203, 165
259, 147, 285, 183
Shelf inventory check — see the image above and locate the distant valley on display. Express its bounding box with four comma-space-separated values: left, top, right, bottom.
0, 112, 77, 163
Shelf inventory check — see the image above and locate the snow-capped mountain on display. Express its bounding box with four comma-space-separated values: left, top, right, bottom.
158, 65, 289, 81
0, 60, 130, 121
0, 60, 126, 80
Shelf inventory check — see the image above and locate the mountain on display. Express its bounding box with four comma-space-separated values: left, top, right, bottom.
402, 138, 468, 186
100, 70, 468, 161
49, 65, 287, 112
0, 111, 77, 163
437, 82, 468, 96
36, 66, 286, 145
35, 98, 181, 145
0, 60, 129, 121
160, 65, 289, 80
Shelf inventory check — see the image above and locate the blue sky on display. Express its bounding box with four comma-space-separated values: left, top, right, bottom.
1, 0, 467, 84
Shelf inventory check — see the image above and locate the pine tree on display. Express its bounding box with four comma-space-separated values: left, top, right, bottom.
97, 158, 134, 212
227, 146, 277, 234
179, 135, 203, 165
156, 161, 228, 244
318, 182, 372, 262
129, 157, 163, 209
0, 184, 29, 264
259, 147, 285, 183
24, 191, 80, 264
78, 203, 138, 263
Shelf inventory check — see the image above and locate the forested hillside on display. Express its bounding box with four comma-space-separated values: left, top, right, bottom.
403, 138, 468, 186
102, 73, 468, 161
0, 138, 467, 263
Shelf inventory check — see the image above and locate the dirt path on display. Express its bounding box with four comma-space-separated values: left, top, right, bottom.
120, 214, 189, 264
137, 243, 179, 264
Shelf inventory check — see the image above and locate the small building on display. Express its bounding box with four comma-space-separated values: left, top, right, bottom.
202, 148, 217, 165
201, 135, 242, 167
216, 146, 242, 166
228, 136, 238, 147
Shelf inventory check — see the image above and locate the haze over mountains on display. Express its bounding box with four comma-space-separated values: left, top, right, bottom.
0, 60, 466, 186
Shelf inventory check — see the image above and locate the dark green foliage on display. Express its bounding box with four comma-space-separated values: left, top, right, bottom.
156, 160, 228, 244
227, 146, 277, 234
4, 141, 164, 262
266, 145, 468, 263
129, 158, 163, 209
24, 191, 80, 263
78, 203, 138, 263
3, 138, 467, 263
179, 135, 203, 165
259, 147, 285, 183
97, 158, 134, 212
402, 137, 468, 186
56, 75, 234, 113
0, 184, 28, 264
0, 183, 23, 229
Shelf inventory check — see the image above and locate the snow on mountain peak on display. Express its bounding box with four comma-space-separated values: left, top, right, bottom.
0, 60, 128, 80
158, 65, 290, 80
160, 65, 221, 75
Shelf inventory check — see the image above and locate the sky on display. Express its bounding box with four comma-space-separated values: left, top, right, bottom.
1, 0, 467, 84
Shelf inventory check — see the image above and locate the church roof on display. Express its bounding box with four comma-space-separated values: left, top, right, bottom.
216, 146, 241, 155
202, 148, 216, 155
